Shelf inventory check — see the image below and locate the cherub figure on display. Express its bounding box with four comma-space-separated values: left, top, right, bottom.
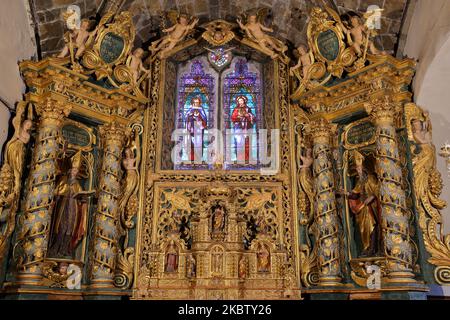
127, 48, 150, 84
290, 44, 314, 79
149, 13, 199, 58
237, 11, 287, 59
201, 20, 236, 46
343, 13, 386, 57
57, 5, 95, 60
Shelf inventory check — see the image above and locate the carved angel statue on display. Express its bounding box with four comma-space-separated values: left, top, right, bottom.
119, 128, 141, 238
236, 9, 288, 60
298, 147, 314, 225
149, 12, 199, 58
201, 20, 236, 46
127, 48, 150, 84
42, 261, 71, 288
290, 44, 314, 80
341, 11, 387, 57
57, 5, 97, 61
410, 110, 438, 200
0, 102, 33, 262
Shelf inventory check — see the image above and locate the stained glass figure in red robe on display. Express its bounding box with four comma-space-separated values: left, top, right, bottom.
231, 95, 255, 163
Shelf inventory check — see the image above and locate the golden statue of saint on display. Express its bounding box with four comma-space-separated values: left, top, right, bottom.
165, 241, 178, 272
0, 103, 33, 262
411, 115, 435, 199
346, 151, 381, 256
48, 151, 92, 258
257, 243, 270, 272
212, 206, 225, 232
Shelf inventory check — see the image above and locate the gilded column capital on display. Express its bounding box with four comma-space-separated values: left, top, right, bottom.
310, 118, 336, 144
365, 97, 399, 126
99, 121, 128, 143
35, 98, 71, 124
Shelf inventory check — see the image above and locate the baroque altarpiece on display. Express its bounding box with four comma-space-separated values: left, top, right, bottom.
0, 5, 449, 300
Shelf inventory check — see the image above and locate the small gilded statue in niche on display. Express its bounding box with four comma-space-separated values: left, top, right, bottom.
237, 9, 287, 60
127, 48, 150, 84
48, 151, 94, 259
211, 205, 225, 233
186, 253, 196, 278
341, 150, 382, 257
165, 240, 179, 272
57, 5, 96, 61
149, 12, 199, 58
290, 44, 314, 80
238, 256, 248, 279
256, 243, 271, 272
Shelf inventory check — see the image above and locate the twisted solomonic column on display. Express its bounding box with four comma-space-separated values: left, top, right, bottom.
310, 118, 343, 287
16, 99, 70, 285
367, 99, 416, 284
90, 121, 126, 289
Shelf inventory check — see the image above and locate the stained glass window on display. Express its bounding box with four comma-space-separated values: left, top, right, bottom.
222, 59, 263, 170
174, 59, 217, 170
173, 56, 263, 171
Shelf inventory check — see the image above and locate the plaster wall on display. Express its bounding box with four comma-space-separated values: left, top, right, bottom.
403, 0, 450, 235
0, 0, 37, 158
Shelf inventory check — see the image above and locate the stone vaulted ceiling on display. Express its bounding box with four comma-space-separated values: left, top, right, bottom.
30, 0, 411, 58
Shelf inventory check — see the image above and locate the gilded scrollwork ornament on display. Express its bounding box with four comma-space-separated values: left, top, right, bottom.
201, 20, 236, 47
406, 103, 450, 285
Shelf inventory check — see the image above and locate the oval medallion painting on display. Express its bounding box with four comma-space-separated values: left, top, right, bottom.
317, 29, 340, 61
100, 32, 125, 64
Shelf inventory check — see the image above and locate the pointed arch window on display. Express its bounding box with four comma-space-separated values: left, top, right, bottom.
173, 55, 264, 171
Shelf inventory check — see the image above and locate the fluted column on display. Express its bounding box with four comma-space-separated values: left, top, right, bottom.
368, 99, 416, 284
311, 118, 343, 286
16, 99, 69, 285
90, 121, 126, 289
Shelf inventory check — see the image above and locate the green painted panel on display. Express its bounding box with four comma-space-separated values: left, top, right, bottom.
100, 32, 125, 64
346, 121, 376, 146
62, 124, 91, 147
317, 30, 340, 61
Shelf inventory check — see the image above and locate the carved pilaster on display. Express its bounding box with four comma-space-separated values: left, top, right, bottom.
90, 121, 126, 289
16, 99, 70, 285
367, 98, 416, 284
310, 118, 342, 286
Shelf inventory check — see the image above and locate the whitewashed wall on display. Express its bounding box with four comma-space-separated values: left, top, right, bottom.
0, 0, 37, 158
